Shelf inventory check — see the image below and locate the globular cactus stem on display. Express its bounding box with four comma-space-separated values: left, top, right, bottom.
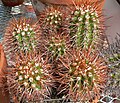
3, 17, 41, 66
3, 17, 40, 52
7, 52, 51, 102
39, 6, 65, 33
58, 48, 108, 102
43, 33, 70, 59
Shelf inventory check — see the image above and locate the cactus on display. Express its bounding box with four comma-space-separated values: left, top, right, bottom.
7, 52, 51, 102
101, 34, 120, 96
58, 48, 108, 102
39, 6, 65, 33
3, 17, 41, 65
3, 17, 40, 52
67, 0, 104, 49
43, 33, 70, 59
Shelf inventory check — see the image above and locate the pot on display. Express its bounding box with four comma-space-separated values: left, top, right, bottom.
0, 44, 10, 103
1, 0, 24, 7
31, 0, 105, 17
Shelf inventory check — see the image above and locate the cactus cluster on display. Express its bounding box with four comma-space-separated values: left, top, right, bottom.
2, 0, 108, 102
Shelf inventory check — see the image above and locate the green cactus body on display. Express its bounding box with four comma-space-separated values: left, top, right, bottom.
49, 37, 66, 58
16, 61, 44, 91
69, 59, 97, 92
40, 7, 63, 32
70, 7, 100, 48
59, 49, 107, 102
13, 24, 36, 52
3, 18, 40, 55
46, 10, 62, 28
7, 53, 51, 102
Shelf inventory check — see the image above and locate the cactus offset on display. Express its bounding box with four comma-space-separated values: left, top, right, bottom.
101, 34, 120, 96
39, 6, 65, 33
43, 33, 70, 59
3, 17, 40, 52
7, 52, 51, 102
67, 0, 104, 49
3, 17, 41, 65
58, 48, 108, 102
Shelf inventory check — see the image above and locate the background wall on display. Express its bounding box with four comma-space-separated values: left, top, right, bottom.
103, 0, 120, 43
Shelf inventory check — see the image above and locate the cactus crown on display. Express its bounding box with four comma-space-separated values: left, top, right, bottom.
7, 52, 51, 102
46, 9, 62, 26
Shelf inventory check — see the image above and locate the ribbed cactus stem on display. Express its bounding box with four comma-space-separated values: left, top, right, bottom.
7, 53, 51, 102
46, 10, 62, 27
16, 61, 43, 91
13, 23, 36, 51
39, 7, 63, 32
3, 18, 40, 53
70, 6, 100, 48
49, 37, 66, 57
58, 48, 108, 102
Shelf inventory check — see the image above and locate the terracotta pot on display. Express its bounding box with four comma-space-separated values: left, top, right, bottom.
0, 44, 10, 103
1, 0, 24, 7
31, 0, 105, 17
